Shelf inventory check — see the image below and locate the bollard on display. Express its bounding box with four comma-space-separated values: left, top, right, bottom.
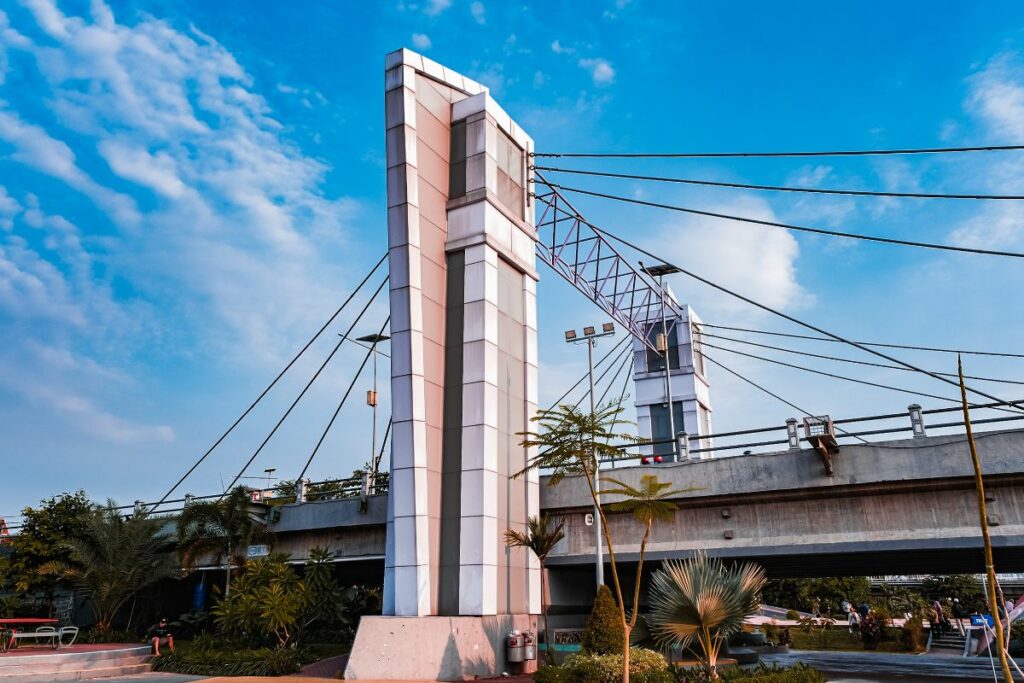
786, 418, 800, 449
908, 404, 926, 438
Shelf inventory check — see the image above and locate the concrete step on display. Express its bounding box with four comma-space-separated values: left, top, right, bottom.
0, 648, 150, 670
0, 656, 151, 675
0, 662, 152, 683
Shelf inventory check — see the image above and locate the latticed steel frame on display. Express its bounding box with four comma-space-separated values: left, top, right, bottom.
532, 174, 678, 354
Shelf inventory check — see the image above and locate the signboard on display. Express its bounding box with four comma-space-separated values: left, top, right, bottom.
247, 544, 270, 558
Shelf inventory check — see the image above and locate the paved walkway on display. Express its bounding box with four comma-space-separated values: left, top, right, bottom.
764, 649, 1024, 680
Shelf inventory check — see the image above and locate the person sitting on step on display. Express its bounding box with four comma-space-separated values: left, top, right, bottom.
146, 618, 174, 656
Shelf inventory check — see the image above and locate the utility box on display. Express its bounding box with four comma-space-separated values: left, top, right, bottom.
506, 631, 525, 663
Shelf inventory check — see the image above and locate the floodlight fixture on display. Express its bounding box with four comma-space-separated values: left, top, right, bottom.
641, 264, 681, 278
602, 322, 615, 334
356, 333, 391, 343
564, 330, 577, 341
583, 325, 596, 336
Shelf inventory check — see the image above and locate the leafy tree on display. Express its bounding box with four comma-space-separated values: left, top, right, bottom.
177, 486, 270, 596
3, 491, 93, 598
40, 504, 178, 631
647, 551, 766, 679
582, 585, 625, 655
300, 546, 344, 636
601, 474, 699, 637
213, 553, 305, 648
795, 577, 871, 616
505, 515, 565, 662
518, 402, 653, 683
920, 574, 984, 610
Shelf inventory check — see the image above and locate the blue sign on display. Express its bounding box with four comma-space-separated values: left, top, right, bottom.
970, 614, 995, 627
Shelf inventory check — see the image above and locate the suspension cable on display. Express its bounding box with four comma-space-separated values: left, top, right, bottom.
150, 254, 387, 510
533, 144, 1024, 159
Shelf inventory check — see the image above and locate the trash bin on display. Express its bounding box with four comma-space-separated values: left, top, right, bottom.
506, 630, 525, 663
523, 630, 537, 661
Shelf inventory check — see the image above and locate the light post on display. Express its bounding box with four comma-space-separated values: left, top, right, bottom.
641, 263, 682, 461
356, 333, 390, 487
565, 322, 615, 589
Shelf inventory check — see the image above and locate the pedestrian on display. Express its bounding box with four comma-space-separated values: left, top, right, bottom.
952, 598, 967, 636
931, 599, 946, 636
146, 617, 174, 656
812, 597, 821, 618
847, 603, 860, 633
1006, 598, 1015, 613
858, 601, 870, 621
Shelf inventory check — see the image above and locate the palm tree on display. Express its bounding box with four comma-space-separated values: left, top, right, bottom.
176, 486, 270, 596
517, 402, 647, 683
504, 515, 566, 663
40, 504, 178, 632
601, 475, 700, 638
647, 551, 766, 679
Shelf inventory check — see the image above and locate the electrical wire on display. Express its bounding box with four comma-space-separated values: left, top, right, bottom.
533, 144, 1024, 159
297, 315, 390, 481
150, 254, 387, 511
702, 323, 1024, 360
697, 331, 1024, 386
543, 182, 1024, 259
530, 187, 1024, 414
533, 166, 1024, 201
224, 276, 389, 491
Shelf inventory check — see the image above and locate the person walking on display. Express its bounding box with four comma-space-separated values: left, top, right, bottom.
931, 599, 946, 637
952, 598, 967, 636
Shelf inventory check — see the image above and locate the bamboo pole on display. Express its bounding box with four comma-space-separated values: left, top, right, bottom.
958, 355, 1015, 682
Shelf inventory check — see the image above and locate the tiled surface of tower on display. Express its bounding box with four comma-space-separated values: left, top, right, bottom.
383, 48, 540, 618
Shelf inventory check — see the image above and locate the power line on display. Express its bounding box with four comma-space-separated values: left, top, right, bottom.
702, 323, 1024, 360
297, 315, 390, 481
530, 188, 1024, 414
595, 348, 634, 407
224, 276, 389, 492
150, 254, 387, 511
534, 166, 1024, 201
544, 182, 1024, 260
533, 144, 1024, 159
698, 331, 1024, 386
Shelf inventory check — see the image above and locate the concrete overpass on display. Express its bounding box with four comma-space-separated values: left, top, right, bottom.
265, 428, 1024, 584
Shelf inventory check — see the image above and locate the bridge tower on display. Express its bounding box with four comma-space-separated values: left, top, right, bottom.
346, 49, 540, 680
631, 286, 713, 459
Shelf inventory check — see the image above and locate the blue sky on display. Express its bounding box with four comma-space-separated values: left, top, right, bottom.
3, 0, 1024, 517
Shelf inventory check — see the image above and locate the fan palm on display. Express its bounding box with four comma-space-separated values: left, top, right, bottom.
40, 503, 178, 632
647, 551, 766, 679
176, 486, 270, 596
504, 515, 565, 663
601, 475, 701, 630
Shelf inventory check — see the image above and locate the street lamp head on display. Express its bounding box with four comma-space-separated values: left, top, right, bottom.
583, 325, 596, 336
602, 322, 615, 334
356, 333, 391, 343
641, 263, 681, 278
564, 329, 577, 341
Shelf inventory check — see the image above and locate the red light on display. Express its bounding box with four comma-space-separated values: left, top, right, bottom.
640, 457, 650, 465
654, 456, 663, 463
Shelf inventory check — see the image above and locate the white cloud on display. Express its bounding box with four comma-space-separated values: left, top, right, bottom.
423, 0, 452, 16
966, 52, 1024, 139
470, 1, 486, 24
551, 40, 574, 55
0, 1, 365, 450
646, 194, 812, 317
579, 57, 615, 85
411, 32, 432, 50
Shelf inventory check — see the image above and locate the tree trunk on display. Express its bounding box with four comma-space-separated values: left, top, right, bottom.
622, 620, 631, 683
541, 564, 554, 664
224, 544, 232, 597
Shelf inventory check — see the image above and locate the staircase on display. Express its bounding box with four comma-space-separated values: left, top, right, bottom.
0, 646, 153, 682
928, 628, 968, 656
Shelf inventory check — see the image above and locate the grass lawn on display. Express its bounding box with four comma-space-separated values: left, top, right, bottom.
789, 628, 919, 653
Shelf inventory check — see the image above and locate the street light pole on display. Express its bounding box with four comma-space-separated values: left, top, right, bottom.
357, 333, 391, 489
565, 323, 615, 591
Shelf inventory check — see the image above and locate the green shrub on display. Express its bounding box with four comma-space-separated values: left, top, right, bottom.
152, 647, 314, 676
80, 628, 140, 644
1011, 621, 1024, 642
784, 609, 800, 620
671, 662, 825, 683
535, 647, 670, 683
581, 585, 625, 656
860, 613, 884, 650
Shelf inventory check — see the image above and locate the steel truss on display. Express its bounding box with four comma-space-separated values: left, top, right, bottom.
532, 174, 678, 354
